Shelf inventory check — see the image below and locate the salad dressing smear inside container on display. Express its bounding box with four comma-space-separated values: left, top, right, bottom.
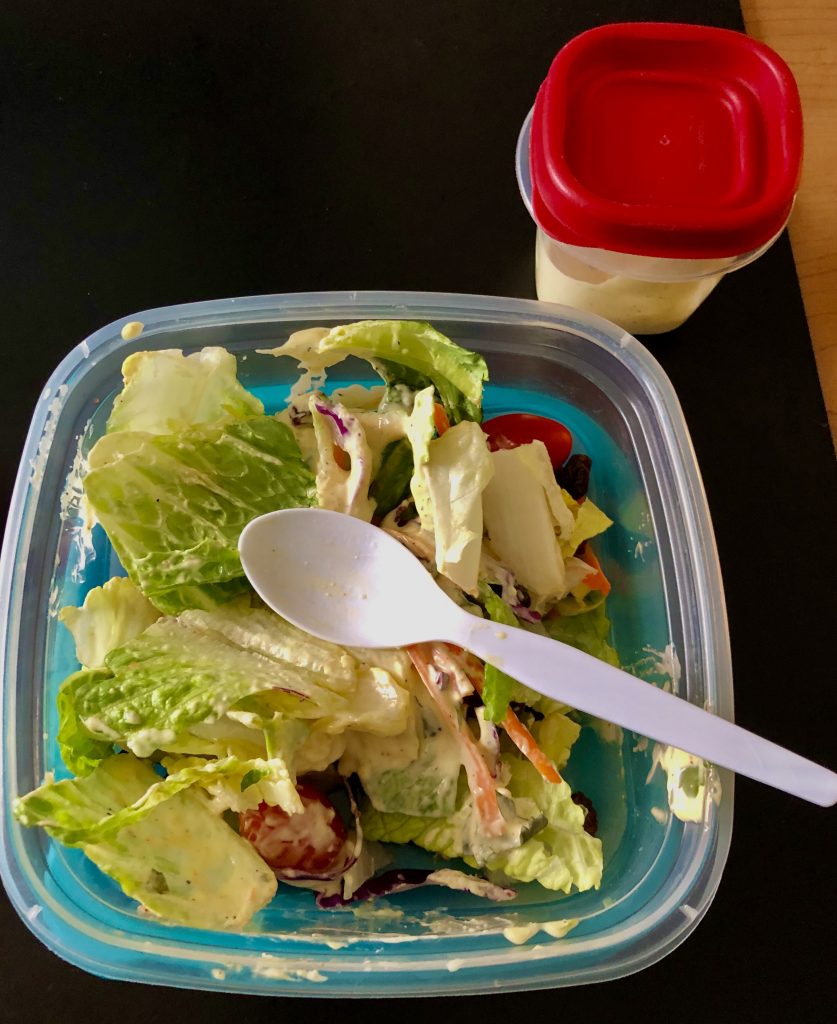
517, 23, 803, 334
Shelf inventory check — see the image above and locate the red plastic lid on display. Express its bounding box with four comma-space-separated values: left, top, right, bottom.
530, 23, 803, 259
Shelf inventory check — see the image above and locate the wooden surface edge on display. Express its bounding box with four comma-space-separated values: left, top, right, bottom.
741, 1, 837, 450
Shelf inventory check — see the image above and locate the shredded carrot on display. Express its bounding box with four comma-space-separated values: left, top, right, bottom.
433, 403, 451, 436
407, 643, 506, 835
332, 444, 350, 471
501, 708, 563, 784
443, 644, 563, 785
579, 544, 611, 596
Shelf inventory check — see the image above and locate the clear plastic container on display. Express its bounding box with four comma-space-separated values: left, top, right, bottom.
520, 24, 803, 334
0, 291, 733, 995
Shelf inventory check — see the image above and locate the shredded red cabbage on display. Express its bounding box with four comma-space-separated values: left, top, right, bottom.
314, 400, 349, 439
512, 605, 542, 623
315, 868, 516, 908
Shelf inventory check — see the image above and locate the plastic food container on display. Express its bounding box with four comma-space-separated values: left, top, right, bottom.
0, 291, 733, 995
517, 23, 803, 334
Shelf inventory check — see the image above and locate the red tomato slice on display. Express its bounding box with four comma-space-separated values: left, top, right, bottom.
482, 413, 572, 469
239, 783, 347, 874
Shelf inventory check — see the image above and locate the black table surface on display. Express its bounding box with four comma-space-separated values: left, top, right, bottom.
1, 2, 835, 1021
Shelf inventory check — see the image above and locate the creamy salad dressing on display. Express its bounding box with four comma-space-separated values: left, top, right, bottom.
341, 686, 463, 818
503, 918, 579, 944
535, 232, 723, 335
120, 320, 145, 341
30, 384, 68, 487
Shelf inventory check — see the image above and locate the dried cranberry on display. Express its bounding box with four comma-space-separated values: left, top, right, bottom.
571, 791, 598, 836
556, 454, 592, 501
509, 701, 544, 721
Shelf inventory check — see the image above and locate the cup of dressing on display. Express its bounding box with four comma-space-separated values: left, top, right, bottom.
517, 23, 803, 334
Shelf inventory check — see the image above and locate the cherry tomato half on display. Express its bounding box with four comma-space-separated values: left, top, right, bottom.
482, 413, 572, 469
239, 783, 347, 874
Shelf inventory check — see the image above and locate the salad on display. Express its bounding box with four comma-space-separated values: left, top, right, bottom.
15, 320, 621, 931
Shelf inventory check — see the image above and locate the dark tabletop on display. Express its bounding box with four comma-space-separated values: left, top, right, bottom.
1, 2, 835, 1021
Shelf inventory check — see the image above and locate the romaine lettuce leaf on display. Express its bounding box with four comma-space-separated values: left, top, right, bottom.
263, 320, 488, 424
341, 693, 461, 818
478, 756, 601, 892
317, 666, 412, 737
369, 437, 413, 518
18, 754, 288, 843
403, 390, 492, 593
482, 443, 569, 603
560, 490, 613, 556
73, 605, 360, 757
544, 603, 620, 667
482, 664, 515, 725
59, 576, 160, 669
14, 754, 277, 929
405, 386, 437, 527
421, 422, 493, 596
325, 321, 487, 423
477, 584, 569, 719
106, 347, 263, 435
84, 416, 315, 613
532, 712, 582, 772
159, 752, 305, 817
362, 799, 467, 858
518, 443, 574, 540
477, 585, 518, 723
56, 670, 115, 776
362, 751, 601, 894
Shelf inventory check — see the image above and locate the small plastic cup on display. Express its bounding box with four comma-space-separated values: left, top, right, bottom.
517, 23, 803, 334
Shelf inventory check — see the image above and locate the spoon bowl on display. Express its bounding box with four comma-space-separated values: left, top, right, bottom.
238, 507, 454, 648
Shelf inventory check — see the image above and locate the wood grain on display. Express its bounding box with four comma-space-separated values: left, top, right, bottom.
741, 1, 837, 448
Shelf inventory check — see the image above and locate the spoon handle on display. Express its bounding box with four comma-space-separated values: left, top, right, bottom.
458, 616, 837, 807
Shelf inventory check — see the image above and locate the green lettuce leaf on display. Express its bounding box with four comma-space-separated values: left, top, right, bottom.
369, 437, 414, 518
316, 665, 413, 737
544, 603, 620, 667
56, 670, 115, 776
18, 755, 280, 844
362, 799, 465, 856
482, 443, 572, 604
477, 585, 518, 723
73, 605, 360, 757
106, 347, 263, 435
323, 321, 487, 423
404, 386, 437, 528
403, 389, 492, 594
362, 751, 601, 894
84, 417, 316, 613
14, 754, 277, 929
263, 320, 488, 424
560, 490, 613, 557
478, 757, 602, 892
161, 750, 305, 817
482, 665, 514, 725
59, 576, 161, 669
421, 421, 493, 595
532, 711, 581, 772
476, 584, 569, 719
341, 692, 461, 818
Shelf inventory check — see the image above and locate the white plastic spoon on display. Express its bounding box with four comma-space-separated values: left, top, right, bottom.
239, 507, 837, 808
